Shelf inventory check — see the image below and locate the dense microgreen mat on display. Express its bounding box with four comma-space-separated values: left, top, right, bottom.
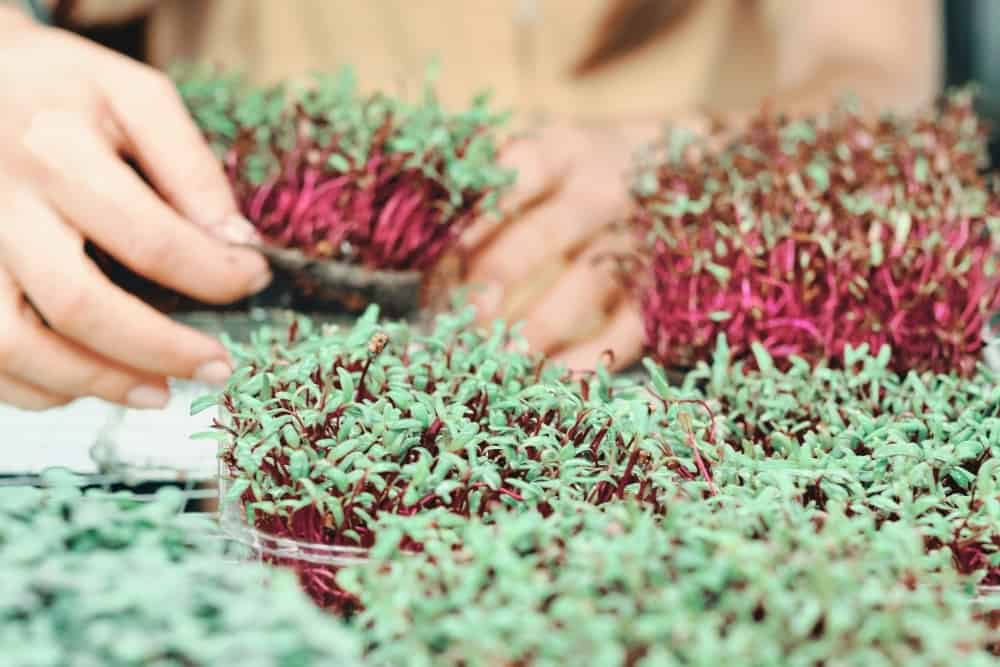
675, 337, 1000, 585
7, 305, 999, 664
175, 66, 513, 270
631, 92, 1000, 374
205, 307, 1000, 629
342, 500, 999, 666
0, 472, 360, 666
207, 306, 710, 607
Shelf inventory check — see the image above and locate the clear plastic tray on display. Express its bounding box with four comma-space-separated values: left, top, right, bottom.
218, 482, 370, 567
218, 445, 369, 612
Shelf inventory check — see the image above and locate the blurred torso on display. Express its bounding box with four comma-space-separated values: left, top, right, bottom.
141, 0, 780, 123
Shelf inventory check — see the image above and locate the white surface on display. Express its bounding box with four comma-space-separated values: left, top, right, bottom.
1, 383, 218, 479
96, 381, 219, 480
0, 398, 115, 474
0, 310, 265, 478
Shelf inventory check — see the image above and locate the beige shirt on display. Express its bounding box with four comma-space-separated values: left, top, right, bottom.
61, 0, 782, 124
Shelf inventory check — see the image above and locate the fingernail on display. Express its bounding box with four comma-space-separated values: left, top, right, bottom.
217, 214, 261, 246
194, 359, 233, 386
249, 270, 273, 294
126, 385, 169, 410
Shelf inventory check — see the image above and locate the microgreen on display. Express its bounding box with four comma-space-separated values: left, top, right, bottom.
681, 337, 1000, 586
208, 306, 1000, 613
207, 305, 718, 608
342, 499, 999, 666
175, 66, 514, 271
0, 479, 360, 666
631, 91, 1000, 374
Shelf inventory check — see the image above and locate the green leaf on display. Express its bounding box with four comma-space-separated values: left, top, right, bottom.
751, 342, 774, 375
190, 430, 228, 442
327, 153, 351, 172
224, 478, 250, 504
976, 458, 999, 496
338, 367, 355, 403
805, 162, 829, 193
481, 468, 501, 490
289, 450, 310, 481
190, 393, 220, 415
914, 155, 929, 183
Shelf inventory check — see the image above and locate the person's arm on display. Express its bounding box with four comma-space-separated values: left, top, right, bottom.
0, 6, 270, 410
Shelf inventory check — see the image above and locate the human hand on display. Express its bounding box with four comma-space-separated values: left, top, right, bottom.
0, 11, 271, 410
461, 122, 662, 371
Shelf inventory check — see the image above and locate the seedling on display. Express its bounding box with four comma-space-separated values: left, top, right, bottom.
341, 499, 999, 665
0, 472, 360, 666
204, 306, 717, 608
631, 92, 1000, 374
205, 304, 999, 612
672, 337, 1000, 586
176, 66, 513, 276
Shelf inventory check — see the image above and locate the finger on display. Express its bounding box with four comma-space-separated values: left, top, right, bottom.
0, 190, 234, 382
519, 240, 630, 356
0, 271, 169, 408
462, 125, 585, 254
465, 185, 627, 325
469, 258, 568, 326
21, 116, 270, 304
498, 126, 578, 216
97, 61, 245, 232
550, 300, 645, 372
0, 373, 70, 411
467, 127, 631, 287
466, 192, 614, 292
